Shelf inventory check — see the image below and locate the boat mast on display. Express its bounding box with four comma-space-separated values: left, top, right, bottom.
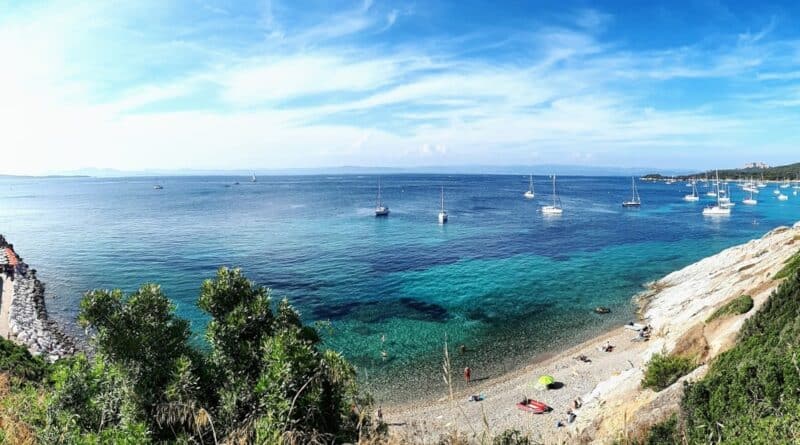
440, 186, 444, 212
377, 178, 382, 207
552, 175, 557, 207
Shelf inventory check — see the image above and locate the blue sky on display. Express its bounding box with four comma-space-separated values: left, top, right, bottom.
2, 0, 800, 174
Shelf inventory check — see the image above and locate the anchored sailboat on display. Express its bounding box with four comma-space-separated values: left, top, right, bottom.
622, 177, 641, 207
541, 175, 563, 215
684, 181, 699, 202
524, 175, 535, 199
703, 170, 731, 216
438, 186, 448, 224
375, 178, 390, 217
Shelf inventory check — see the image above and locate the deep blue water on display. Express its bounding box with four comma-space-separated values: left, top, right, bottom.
1, 175, 799, 401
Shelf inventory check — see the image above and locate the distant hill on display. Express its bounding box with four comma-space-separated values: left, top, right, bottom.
644, 162, 800, 181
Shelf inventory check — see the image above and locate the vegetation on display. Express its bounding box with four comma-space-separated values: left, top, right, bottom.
637, 252, 800, 443
706, 295, 753, 322
641, 353, 697, 392
0, 267, 377, 444
775, 249, 800, 280
0, 336, 48, 382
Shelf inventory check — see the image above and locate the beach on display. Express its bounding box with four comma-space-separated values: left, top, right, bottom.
386, 222, 800, 444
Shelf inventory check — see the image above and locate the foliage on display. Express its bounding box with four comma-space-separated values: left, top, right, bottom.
0, 336, 49, 382
706, 295, 753, 322
680, 271, 800, 443
492, 429, 533, 445
641, 353, 696, 392
641, 415, 680, 445
775, 249, 800, 280
0, 267, 372, 444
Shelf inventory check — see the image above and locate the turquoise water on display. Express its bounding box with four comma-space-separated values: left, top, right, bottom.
0, 175, 798, 401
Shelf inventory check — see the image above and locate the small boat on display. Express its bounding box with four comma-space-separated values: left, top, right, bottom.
622, 177, 641, 207
234, 181, 240, 185
438, 186, 448, 224
153, 184, 163, 190
703, 170, 731, 216
594, 306, 611, 314
524, 174, 535, 199
743, 189, 757, 205
684, 181, 699, 202
375, 178, 390, 217
516, 399, 550, 414
251, 173, 257, 183
541, 175, 563, 215
778, 193, 789, 201
774, 189, 781, 195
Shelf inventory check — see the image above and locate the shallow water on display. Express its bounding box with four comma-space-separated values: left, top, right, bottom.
1, 175, 798, 402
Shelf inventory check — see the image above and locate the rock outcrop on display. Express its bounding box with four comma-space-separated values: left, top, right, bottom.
1, 235, 76, 361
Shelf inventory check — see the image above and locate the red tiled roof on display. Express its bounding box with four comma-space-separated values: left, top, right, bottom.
4, 247, 18, 267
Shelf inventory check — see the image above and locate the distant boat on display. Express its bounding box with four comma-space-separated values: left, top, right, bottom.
541, 175, 563, 215
251, 173, 257, 183
778, 193, 789, 201
153, 185, 163, 190
524, 174, 535, 199
684, 181, 700, 202
743, 189, 757, 205
438, 186, 448, 224
375, 178, 390, 217
233, 181, 240, 185
703, 170, 731, 216
622, 177, 641, 207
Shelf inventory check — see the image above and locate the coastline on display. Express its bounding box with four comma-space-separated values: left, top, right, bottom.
385, 222, 800, 444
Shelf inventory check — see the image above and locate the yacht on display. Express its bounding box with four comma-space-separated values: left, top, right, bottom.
541, 175, 563, 215
375, 178, 390, 217
703, 171, 731, 216
684, 181, 700, 201
622, 177, 641, 207
438, 186, 448, 224
523, 174, 535, 199
778, 193, 789, 201
153, 184, 163, 190
743, 189, 757, 205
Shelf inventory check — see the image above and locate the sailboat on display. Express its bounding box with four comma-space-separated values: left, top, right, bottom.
375, 178, 390, 217
251, 173, 257, 183
541, 175, 563, 215
438, 186, 448, 224
778, 192, 789, 201
622, 177, 641, 207
743, 189, 757, 205
684, 181, 699, 202
524, 175, 535, 199
718, 183, 732, 206
703, 170, 731, 216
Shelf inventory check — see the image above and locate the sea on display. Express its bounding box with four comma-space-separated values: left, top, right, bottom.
1, 175, 798, 402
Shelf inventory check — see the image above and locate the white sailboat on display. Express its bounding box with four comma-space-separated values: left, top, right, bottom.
778, 192, 789, 201
743, 188, 757, 205
523, 174, 535, 199
251, 173, 257, 183
703, 171, 731, 216
622, 177, 641, 207
438, 186, 448, 224
541, 175, 563, 215
375, 178, 390, 217
684, 181, 699, 201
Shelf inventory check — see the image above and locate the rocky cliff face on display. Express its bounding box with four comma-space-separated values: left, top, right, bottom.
1, 235, 76, 362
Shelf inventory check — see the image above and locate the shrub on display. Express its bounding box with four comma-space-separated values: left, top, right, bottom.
706, 295, 753, 322
641, 353, 696, 391
775, 249, 800, 280
0, 337, 49, 382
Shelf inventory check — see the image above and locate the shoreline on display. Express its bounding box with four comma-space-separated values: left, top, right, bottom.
385, 222, 800, 444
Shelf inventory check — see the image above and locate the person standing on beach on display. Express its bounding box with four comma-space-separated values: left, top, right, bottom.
464, 366, 471, 384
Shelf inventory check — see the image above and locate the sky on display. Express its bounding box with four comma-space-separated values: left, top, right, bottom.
2, 0, 800, 175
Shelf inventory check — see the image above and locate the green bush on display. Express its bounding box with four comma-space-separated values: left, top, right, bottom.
0, 336, 49, 382
493, 429, 533, 445
642, 415, 680, 445
641, 353, 696, 391
706, 295, 754, 322
775, 249, 800, 280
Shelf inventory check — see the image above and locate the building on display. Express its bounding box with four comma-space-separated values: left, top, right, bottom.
743, 162, 770, 169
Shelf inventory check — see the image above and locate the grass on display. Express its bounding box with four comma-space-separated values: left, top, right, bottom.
775, 249, 800, 280
641, 353, 696, 392
706, 295, 754, 322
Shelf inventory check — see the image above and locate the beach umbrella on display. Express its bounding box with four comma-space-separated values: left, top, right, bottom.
537, 375, 555, 389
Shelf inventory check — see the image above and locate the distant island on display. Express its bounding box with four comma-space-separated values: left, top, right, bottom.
645, 161, 800, 181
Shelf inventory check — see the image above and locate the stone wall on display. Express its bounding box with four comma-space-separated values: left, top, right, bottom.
1, 235, 76, 361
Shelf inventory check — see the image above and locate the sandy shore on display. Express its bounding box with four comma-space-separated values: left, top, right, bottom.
386, 222, 800, 444
386, 325, 649, 443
